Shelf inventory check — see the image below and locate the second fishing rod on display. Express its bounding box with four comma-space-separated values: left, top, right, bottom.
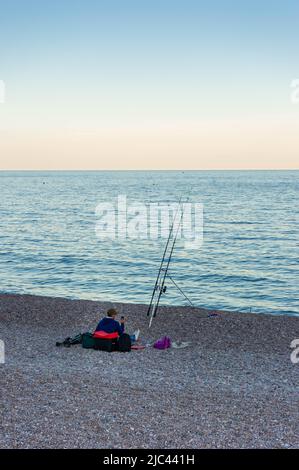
148, 199, 188, 328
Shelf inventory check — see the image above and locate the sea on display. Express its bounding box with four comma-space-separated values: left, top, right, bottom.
0, 170, 298, 317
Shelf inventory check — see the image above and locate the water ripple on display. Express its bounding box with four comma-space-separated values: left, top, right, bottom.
0, 170, 298, 316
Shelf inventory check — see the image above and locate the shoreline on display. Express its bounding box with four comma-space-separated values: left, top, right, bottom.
1, 291, 298, 319
1, 293, 298, 448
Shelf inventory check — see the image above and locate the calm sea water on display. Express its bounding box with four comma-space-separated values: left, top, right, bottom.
0, 170, 298, 316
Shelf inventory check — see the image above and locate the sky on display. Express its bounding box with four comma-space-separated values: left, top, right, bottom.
0, 0, 298, 169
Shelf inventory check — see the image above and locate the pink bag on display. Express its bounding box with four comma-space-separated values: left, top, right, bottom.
153, 336, 172, 350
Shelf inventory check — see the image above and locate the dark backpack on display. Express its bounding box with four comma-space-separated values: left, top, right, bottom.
93, 337, 118, 352
118, 333, 131, 352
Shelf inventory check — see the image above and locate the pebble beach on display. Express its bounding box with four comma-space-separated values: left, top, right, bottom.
0, 293, 298, 449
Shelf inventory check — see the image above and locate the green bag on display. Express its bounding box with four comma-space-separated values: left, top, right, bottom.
82, 332, 96, 349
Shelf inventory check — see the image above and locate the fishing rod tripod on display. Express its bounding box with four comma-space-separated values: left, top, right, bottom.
147, 199, 194, 328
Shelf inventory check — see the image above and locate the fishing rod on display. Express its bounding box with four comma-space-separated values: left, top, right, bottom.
149, 203, 185, 322
147, 198, 182, 318
148, 200, 187, 328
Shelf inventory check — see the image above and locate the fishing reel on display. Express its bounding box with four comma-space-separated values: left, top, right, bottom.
154, 285, 167, 293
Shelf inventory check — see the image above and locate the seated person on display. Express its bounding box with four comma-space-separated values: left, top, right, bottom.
95, 308, 125, 337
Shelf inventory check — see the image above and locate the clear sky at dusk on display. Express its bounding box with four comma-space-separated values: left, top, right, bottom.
0, 0, 298, 169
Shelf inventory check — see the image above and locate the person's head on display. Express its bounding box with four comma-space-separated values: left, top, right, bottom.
107, 308, 118, 319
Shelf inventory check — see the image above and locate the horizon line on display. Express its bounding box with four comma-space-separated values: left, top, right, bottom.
0, 168, 298, 172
